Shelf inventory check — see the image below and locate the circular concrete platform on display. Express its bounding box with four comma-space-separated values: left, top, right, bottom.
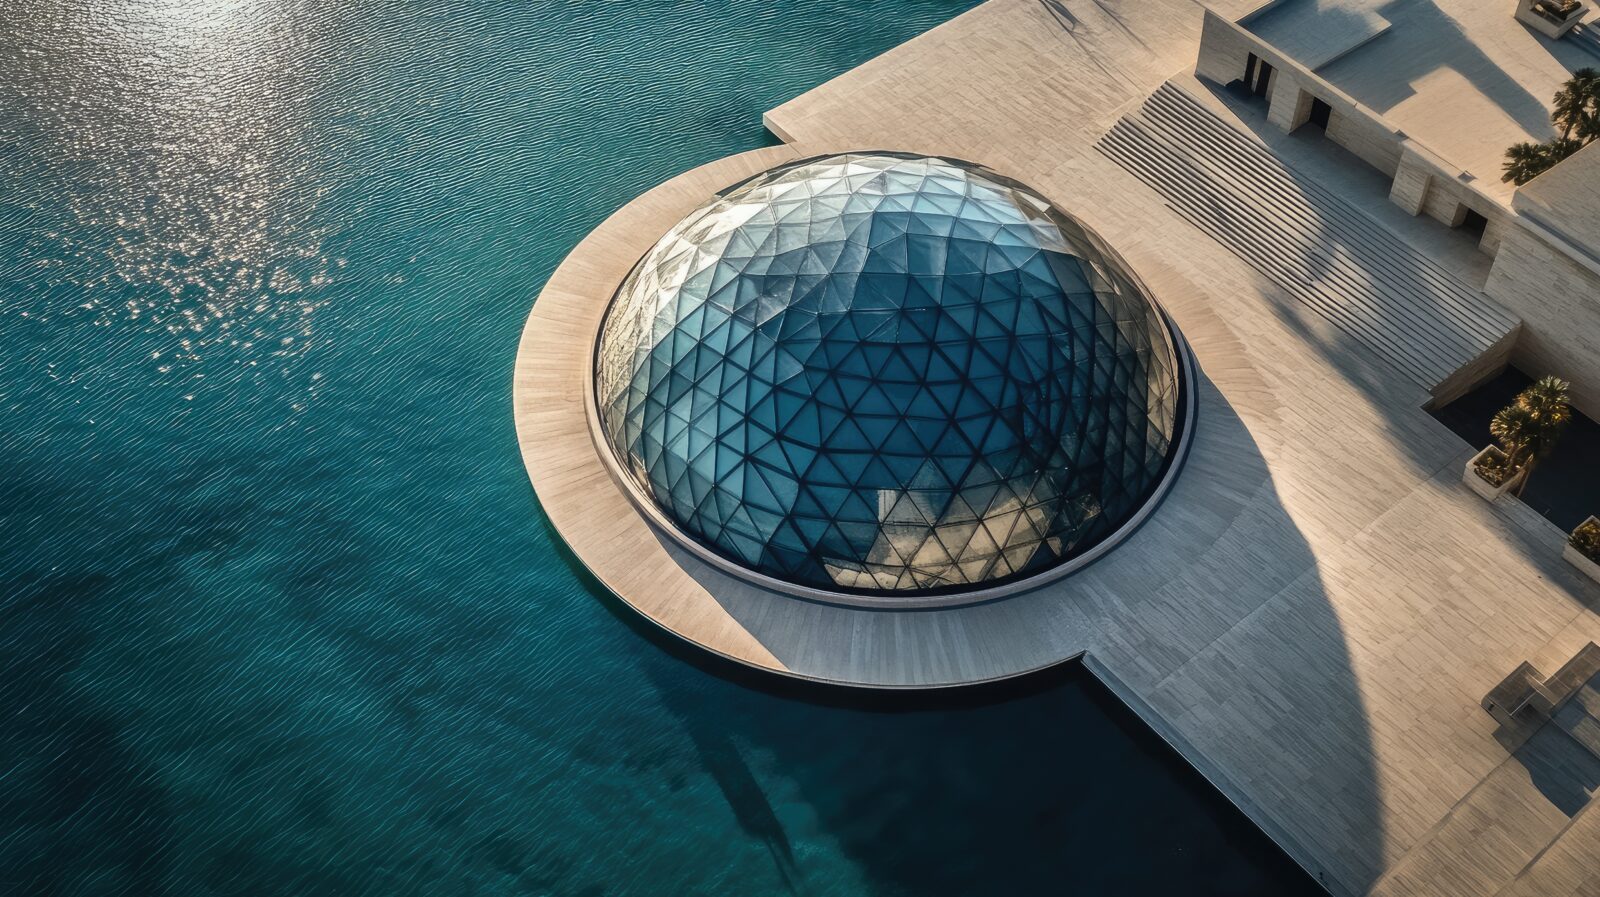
514, 146, 1209, 688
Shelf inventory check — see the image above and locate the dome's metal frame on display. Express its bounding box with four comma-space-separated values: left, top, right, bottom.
583, 154, 1198, 609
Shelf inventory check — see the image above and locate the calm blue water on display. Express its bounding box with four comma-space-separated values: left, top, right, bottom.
0, 3, 1322, 895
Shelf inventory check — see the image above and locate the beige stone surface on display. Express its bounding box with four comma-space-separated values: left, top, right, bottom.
1485, 223, 1600, 416
519, 1, 1600, 894
1496, 800, 1600, 896
1518, 140, 1600, 257
1312, 0, 1596, 205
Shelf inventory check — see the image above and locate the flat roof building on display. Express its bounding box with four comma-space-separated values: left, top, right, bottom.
1199, 0, 1600, 414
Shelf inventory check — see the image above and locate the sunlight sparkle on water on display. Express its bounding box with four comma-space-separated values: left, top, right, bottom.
3, 0, 335, 390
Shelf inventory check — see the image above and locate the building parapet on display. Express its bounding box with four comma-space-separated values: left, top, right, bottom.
1198, 3, 1600, 415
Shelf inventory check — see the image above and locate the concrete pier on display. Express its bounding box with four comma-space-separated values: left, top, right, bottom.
516, 2, 1600, 893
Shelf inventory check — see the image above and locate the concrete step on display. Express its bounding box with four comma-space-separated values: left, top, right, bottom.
1569, 22, 1600, 61
1098, 121, 1457, 386
1095, 81, 1520, 395
1097, 126, 1446, 385
1570, 681, 1600, 718
1552, 681, 1600, 759
1143, 85, 1510, 341
1142, 84, 1513, 344
1121, 103, 1489, 368
1555, 705, 1600, 760
1151, 87, 1504, 313
1133, 102, 1501, 373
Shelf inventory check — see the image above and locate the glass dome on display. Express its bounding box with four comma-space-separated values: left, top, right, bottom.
594, 153, 1184, 595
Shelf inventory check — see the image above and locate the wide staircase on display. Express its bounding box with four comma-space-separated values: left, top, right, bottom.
1096, 82, 1519, 396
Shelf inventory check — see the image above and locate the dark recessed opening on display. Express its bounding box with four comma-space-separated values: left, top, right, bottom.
1308, 97, 1332, 129
1254, 60, 1275, 98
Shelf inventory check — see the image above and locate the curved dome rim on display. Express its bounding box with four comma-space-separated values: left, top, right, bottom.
585, 152, 1196, 608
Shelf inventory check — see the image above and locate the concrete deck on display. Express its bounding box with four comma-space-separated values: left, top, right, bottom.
1310, 0, 1598, 203
518, 1, 1600, 894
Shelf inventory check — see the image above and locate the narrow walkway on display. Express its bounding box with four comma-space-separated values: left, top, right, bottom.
1096, 81, 1520, 393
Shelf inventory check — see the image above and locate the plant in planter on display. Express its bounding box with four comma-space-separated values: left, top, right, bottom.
1466, 375, 1572, 499
1566, 516, 1600, 585
1504, 376, 1573, 495
1534, 0, 1582, 21
1466, 442, 1526, 499
1474, 444, 1521, 486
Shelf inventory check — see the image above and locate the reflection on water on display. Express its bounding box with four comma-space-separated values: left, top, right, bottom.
0, 3, 1324, 895
4, 0, 330, 385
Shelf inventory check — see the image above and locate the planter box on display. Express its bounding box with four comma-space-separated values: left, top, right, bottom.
1516, 0, 1586, 38
1566, 516, 1600, 585
1464, 445, 1525, 501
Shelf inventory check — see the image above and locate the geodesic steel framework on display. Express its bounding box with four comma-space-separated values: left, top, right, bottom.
594, 153, 1185, 597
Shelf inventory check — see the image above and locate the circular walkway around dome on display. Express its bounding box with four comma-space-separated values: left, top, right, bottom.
515, 146, 1201, 687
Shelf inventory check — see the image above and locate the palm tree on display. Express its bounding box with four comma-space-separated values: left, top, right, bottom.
1518, 375, 1573, 461
1490, 402, 1537, 477
1503, 138, 1584, 185
1489, 376, 1572, 495
1506, 71, 1600, 183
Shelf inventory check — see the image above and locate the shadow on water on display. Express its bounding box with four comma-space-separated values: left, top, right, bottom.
633, 634, 1332, 895
0, 573, 175, 897
683, 725, 802, 895
541, 382, 1341, 897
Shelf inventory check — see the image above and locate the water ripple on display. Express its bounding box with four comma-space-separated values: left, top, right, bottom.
0, 2, 1320, 895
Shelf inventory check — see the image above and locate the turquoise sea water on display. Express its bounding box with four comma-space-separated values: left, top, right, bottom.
0, 3, 1322, 894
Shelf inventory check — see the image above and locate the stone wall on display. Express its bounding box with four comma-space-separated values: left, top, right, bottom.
1485, 225, 1600, 416
1196, 10, 1599, 415
1515, 141, 1600, 260
1196, 11, 1401, 175
1199, 14, 1511, 241
1387, 146, 1512, 253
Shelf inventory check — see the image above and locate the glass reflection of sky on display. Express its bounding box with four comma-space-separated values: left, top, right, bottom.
597, 153, 1182, 595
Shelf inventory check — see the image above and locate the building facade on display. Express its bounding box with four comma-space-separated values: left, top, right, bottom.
1197, 5, 1600, 414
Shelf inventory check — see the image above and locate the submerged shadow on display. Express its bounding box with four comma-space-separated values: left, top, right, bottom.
569, 371, 1371, 895
684, 724, 801, 895
0, 573, 176, 896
